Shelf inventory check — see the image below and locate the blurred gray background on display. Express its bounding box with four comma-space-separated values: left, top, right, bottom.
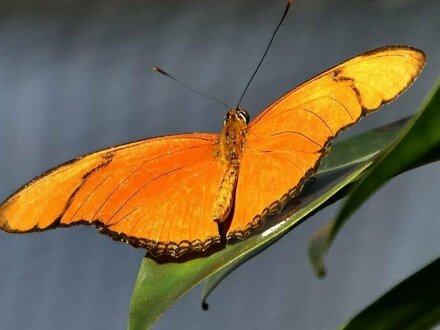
0, 0, 439, 329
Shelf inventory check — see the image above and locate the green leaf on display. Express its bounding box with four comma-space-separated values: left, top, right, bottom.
309, 80, 440, 277
317, 117, 411, 174
341, 258, 440, 330
128, 117, 410, 330
200, 117, 410, 307
129, 163, 371, 330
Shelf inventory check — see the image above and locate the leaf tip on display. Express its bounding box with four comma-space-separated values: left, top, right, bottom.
308, 244, 327, 278
308, 220, 336, 277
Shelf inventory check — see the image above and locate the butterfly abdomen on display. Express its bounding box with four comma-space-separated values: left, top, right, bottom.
212, 165, 239, 224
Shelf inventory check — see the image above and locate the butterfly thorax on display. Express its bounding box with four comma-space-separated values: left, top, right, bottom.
212, 108, 249, 225
218, 108, 249, 164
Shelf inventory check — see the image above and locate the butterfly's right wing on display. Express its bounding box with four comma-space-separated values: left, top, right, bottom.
0, 133, 224, 257
228, 46, 425, 238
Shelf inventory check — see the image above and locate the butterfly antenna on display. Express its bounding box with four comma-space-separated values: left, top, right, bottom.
153, 66, 230, 110
236, 0, 293, 109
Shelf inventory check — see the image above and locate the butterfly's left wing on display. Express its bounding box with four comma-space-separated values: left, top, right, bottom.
228, 46, 425, 238
0, 133, 225, 257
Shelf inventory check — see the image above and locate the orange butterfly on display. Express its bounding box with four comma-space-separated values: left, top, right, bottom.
0, 46, 425, 257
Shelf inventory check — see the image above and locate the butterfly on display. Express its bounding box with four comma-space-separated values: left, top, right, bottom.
0, 46, 425, 258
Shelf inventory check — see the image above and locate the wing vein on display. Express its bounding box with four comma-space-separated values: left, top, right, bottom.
105, 207, 139, 228
91, 144, 210, 221
251, 85, 351, 127
106, 148, 212, 224
302, 107, 335, 136
269, 130, 322, 148
68, 174, 112, 222
329, 96, 354, 120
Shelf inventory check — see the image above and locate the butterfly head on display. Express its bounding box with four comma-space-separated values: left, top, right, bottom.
224, 107, 250, 126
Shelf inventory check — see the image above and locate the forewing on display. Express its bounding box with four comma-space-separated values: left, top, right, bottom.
0, 133, 224, 257
229, 46, 425, 237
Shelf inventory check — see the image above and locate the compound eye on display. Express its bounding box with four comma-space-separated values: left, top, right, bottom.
237, 108, 250, 124
223, 113, 230, 125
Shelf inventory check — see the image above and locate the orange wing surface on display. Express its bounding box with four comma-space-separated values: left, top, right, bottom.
0, 46, 426, 257
0, 133, 225, 257
228, 46, 425, 237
